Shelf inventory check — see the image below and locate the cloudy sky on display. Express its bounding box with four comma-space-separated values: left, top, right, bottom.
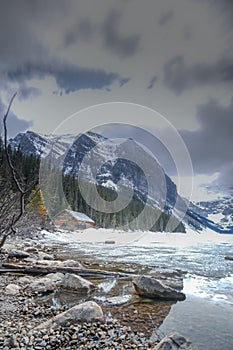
0, 0, 233, 200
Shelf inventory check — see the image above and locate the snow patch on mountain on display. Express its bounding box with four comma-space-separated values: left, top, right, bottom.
9, 130, 233, 234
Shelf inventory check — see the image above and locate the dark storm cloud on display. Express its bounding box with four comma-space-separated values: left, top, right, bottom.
64, 18, 94, 46
163, 56, 233, 94
0, 0, 67, 67
158, 10, 174, 26
208, 0, 233, 21
180, 99, 233, 176
102, 10, 141, 57
55, 66, 119, 93
0, 1, 125, 94
6, 62, 121, 93
0, 98, 33, 137
147, 76, 158, 89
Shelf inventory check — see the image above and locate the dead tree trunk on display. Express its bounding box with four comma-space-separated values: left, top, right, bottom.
0, 93, 37, 249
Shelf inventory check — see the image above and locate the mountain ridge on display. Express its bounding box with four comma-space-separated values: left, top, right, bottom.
9, 130, 233, 233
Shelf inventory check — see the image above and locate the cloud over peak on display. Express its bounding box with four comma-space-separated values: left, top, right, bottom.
164, 56, 233, 94
6, 62, 126, 94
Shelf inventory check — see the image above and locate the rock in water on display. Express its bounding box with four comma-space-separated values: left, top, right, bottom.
225, 256, 233, 261
62, 273, 96, 294
154, 332, 197, 349
35, 301, 104, 329
133, 275, 186, 301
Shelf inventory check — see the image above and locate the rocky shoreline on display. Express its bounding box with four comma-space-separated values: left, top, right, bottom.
0, 232, 196, 349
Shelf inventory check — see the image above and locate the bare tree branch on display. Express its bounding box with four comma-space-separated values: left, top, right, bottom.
3, 93, 24, 194
0, 93, 39, 248
0, 94, 41, 249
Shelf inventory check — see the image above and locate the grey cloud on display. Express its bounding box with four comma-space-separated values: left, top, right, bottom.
209, 0, 233, 19
0, 1, 67, 68
0, 2, 131, 96
182, 26, 193, 40
64, 18, 94, 46
119, 77, 130, 87
6, 62, 122, 93
102, 10, 140, 57
164, 56, 233, 94
159, 10, 174, 26
147, 76, 158, 89
18, 85, 41, 101
180, 98, 233, 176
0, 97, 33, 137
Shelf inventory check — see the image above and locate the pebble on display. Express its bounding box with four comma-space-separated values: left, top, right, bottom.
0, 238, 161, 349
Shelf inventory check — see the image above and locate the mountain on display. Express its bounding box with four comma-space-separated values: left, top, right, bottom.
9, 131, 233, 233
190, 196, 233, 233
9, 131, 182, 206
10, 131, 75, 159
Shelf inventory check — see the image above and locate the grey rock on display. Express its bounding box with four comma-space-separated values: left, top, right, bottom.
25, 247, 39, 254
35, 301, 104, 329
133, 275, 186, 301
24, 257, 38, 264
8, 250, 30, 259
28, 273, 64, 293
27, 272, 94, 294
18, 276, 33, 285
8, 335, 19, 348
225, 256, 233, 261
153, 332, 197, 350
104, 294, 132, 305
157, 276, 184, 291
38, 252, 54, 260
62, 273, 96, 294
5, 283, 21, 295
39, 340, 47, 347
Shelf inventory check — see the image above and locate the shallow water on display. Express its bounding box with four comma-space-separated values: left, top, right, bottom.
160, 295, 233, 350
41, 231, 233, 349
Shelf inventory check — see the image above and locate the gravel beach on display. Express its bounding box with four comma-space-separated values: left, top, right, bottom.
0, 234, 160, 350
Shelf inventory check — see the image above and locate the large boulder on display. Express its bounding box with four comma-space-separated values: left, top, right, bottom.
62, 273, 96, 294
153, 332, 197, 350
27, 272, 95, 295
28, 272, 64, 293
35, 301, 104, 329
133, 275, 186, 301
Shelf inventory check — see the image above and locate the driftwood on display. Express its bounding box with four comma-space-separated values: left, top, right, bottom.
1, 263, 135, 279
